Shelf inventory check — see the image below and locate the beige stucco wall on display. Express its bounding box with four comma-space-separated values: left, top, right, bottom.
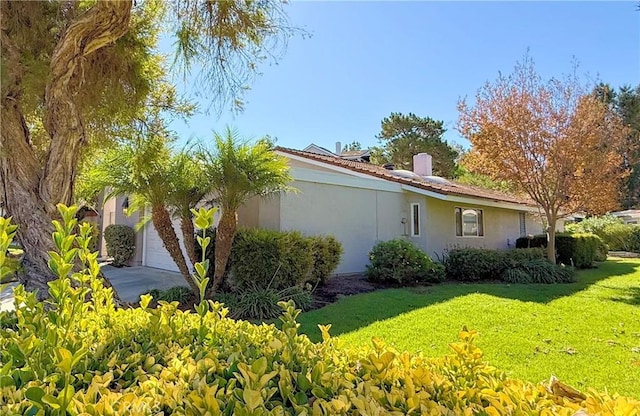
278, 181, 404, 274
411, 197, 545, 259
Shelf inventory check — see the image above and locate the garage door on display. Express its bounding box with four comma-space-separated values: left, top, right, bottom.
143, 217, 190, 272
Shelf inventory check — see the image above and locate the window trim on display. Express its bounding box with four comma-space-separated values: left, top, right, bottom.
410, 202, 420, 237
455, 207, 484, 238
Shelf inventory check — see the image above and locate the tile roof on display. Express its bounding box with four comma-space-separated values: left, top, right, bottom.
275, 147, 535, 207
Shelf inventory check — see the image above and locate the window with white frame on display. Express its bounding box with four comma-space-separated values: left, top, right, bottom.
455, 207, 484, 237
411, 203, 420, 237
519, 212, 526, 236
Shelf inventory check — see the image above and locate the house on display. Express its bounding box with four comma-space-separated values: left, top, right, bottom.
100, 147, 554, 275
611, 209, 640, 225
233, 148, 549, 274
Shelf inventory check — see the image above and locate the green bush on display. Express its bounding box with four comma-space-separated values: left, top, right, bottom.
565, 214, 623, 235
148, 285, 193, 303
445, 248, 504, 281
230, 228, 314, 290
598, 223, 639, 252
366, 239, 445, 285
1, 209, 638, 415
103, 224, 135, 267
555, 233, 602, 268
308, 235, 343, 285
446, 247, 575, 284
502, 259, 576, 284
223, 285, 314, 320
515, 233, 603, 268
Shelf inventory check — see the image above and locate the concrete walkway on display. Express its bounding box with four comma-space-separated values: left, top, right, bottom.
0, 266, 190, 310
102, 265, 189, 303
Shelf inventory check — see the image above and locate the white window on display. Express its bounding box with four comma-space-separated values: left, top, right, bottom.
519, 212, 526, 236
455, 207, 484, 237
410, 203, 420, 237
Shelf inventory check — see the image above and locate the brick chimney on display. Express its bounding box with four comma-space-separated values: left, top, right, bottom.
413, 153, 432, 176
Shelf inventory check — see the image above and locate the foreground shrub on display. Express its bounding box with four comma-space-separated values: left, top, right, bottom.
445, 247, 504, 281
366, 239, 445, 285
103, 224, 135, 267
1, 210, 638, 415
308, 235, 343, 285
515, 233, 604, 268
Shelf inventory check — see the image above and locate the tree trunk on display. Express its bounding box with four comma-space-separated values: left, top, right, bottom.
151, 205, 198, 294
1, 0, 133, 297
211, 209, 237, 295
546, 213, 557, 264
180, 213, 198, 267
1, 95, 57, 297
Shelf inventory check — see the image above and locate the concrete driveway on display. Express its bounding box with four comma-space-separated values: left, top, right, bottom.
0, 265, 187, 310
102, 265, 190, 303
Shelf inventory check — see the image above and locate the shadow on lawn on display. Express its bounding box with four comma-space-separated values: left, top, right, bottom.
298, 258, 640, 341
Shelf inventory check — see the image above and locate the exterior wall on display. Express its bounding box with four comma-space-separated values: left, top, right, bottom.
421, 198, 540, 258
278, 180, 404, 274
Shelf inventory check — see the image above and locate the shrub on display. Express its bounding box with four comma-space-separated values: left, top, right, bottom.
515, 233, 603, 268
598, 223, 639, 252
565, 214, 623, 234
502, 247, 546, 267
230, 228, 314, 290
556, 233, 602, 268
366, 239, 445, 285
103, 224, 135, 267
502, 259, 576, 284
148, 285, 193, 303
1, 209, 638, 415
445, 248, 504, 281
308, 235, 343, 285
216, 285, 313, 320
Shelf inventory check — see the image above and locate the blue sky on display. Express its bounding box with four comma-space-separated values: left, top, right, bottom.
166, 1, 639, 151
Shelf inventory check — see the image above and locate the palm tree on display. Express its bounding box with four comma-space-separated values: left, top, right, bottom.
84, 133, 203, 294
198, 128, 292, 295
167, 151, 208, 266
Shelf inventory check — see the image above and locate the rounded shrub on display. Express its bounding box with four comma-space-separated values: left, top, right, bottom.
103, 224, 135, 267
366, 239, 445, 285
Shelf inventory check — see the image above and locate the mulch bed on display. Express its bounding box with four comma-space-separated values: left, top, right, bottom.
309, 273, 388, 310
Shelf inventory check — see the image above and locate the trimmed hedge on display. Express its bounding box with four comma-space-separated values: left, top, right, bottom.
445, 247, 575, 283
515, 232, 605, 268
103, 224, 135, 267
230, 228, 313, 290
444, 248, 505, 281
195, 228, 343, 289
366, 239, 445, 285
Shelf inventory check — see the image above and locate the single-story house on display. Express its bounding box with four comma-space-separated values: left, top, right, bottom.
611, 209, 640, 225
98, 146, 558, 275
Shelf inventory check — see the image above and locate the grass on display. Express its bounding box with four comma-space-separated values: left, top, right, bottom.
298, 258, 640, 398
1, 248, 22, 283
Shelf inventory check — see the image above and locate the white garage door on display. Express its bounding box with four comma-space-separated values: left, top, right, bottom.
143, 217, 190, 272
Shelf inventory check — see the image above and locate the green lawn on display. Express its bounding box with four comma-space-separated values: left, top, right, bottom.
298, 258, 640, 398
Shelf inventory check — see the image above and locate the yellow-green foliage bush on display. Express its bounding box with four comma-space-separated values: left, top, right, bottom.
1, 209, 639, 415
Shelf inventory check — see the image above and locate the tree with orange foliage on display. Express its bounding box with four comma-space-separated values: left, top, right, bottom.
458, 57, 629, 263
